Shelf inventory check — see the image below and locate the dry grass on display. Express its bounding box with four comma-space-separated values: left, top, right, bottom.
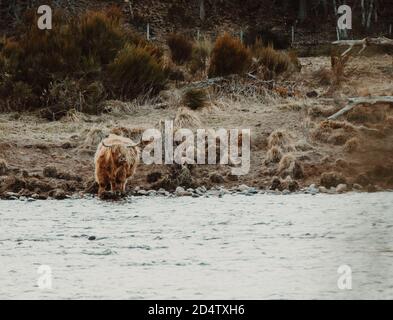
331, 51, 351, 86
265, 146, 283, 164
312, 120, 358, 144
267, 129, 294, 152
277, 153, 304, 179
344, 137, 360, 153
320, 172, 347, 188
0, 158, 7, 175
82, 127, 108, 150
189, 37, 212, 74
251, 43, 292, 80
110, 127, 145, 142
174, 107, 202, 130
182, 88, 208, 110
313, 67, 333, 86
345, 104, 388, 124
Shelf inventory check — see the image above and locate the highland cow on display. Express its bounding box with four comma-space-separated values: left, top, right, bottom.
94, 134, 140, 198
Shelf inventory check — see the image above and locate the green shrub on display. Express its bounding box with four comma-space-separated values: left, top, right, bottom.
208, 33, 251, 77
107, 44, 167, 100
167, 33, 193, 64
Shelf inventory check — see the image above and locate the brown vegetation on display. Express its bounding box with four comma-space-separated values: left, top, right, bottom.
182, 88, 208, 110
208, 33, 251, 77
167, 33, 193, 64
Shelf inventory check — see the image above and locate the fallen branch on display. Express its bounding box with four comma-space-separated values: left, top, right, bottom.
328, 96, 393, 120
332, 37, 393, 56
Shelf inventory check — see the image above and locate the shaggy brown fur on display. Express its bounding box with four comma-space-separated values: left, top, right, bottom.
94, 134, 140, 197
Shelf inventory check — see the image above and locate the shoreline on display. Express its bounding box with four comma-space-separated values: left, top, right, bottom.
1, 183, 392, 201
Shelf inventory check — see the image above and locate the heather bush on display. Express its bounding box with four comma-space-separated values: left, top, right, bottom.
167, 33, 193, 64
252, 43, 291, 80
208, 33, 252, 77
0, 8, 167, 116
106, 44, 167, 100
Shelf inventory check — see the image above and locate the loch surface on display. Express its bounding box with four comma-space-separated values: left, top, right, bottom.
1, 193, 392, 299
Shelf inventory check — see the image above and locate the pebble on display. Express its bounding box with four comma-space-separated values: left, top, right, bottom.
306, 184, 319, 195
336, 184, 348, 193
175, 186, 192, 197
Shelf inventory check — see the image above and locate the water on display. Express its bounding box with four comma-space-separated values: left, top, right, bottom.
1, 193, 393, 299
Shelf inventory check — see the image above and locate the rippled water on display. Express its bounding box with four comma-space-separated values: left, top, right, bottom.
1, 193, 393, 299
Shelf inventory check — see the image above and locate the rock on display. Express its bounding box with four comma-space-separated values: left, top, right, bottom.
0, 159, 7, 175
49, 189, 67, 200
137, 189, 148, 196
5, 192, 19, 199
336, 183, 348, 193
319, 186, 328, 193
209, 173, 225, 183
270, 177, 281, 191
353, 183, 363, 191
43, 166, 58, 178
237, 184, 250, 192
175, 186, 192, 196
246, 187, 258, 194
306, 184, 319, 195
195, 187, 206, 195
157, 188, 167, 195
147, 190, 157, 196
320, 172, 347, 188
328, 187, 337, 194
88, 236, 96, 241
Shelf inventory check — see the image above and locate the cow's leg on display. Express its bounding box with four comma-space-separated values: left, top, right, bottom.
120, 181, 127, 193
97, 172, 110, 198
110, 181, 116, 193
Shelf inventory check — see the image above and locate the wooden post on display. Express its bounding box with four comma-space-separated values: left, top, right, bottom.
389, 24, 392, 37
240, 29, 244, 43
197, 29, 200, 41
291, 26, 295, 46
125, 0, 134, 19
147, 23, 150, 41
